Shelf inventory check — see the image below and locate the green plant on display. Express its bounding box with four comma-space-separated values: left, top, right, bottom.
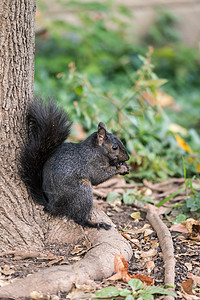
93, 278, 176, 299
45, 50, 200, 181
35, 0, 142, 98
144, 7, 181, 47
183, 159, 200, 216
35, 0, 200, 182
163, 158, 200, 223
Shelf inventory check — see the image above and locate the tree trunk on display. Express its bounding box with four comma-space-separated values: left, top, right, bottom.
0, 1, 132, 297
0, 0, 47, 250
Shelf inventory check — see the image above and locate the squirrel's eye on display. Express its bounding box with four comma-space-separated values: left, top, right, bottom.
112, 145, 118, 150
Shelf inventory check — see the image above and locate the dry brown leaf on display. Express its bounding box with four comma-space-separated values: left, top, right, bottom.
141, 249, 157, 258
170, 223, 188, 233
151, 240, 159, 249
182, 219, 200, 241
145, 261, 155, 273
177, 291, 199, 300
144, 229, 154, 237
110, 254, 153, 285
142, 90, 174, 107
131, 274, 154, 286
68, 256, 81, 261
46, 257, 64, 267
185, 263, 193, 271
71, 245, 85, 255
188, 274, 200, 286
182, 278, 195, 295
127, 224, 151, 235
40, 253, 57, 261
108, 273, 122, 281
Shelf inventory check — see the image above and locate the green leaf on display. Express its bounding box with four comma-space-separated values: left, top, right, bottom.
140, 294, 154, 300
74, 85, 83, 95
174, 214, 186, 223
125, 295, 135, 300
164, 284, 176, 288
123, 190, 136, 204
120, 288, 132, 296
95, 286, 120, 298
187, 195, 200, 211
106, 191, 121, 203
128, 279, 145, 291
145, 286, 177, 297
144, 79, 168, 88
130, 211, 141, 220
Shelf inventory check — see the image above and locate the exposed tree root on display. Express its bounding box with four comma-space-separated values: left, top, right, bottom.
146, 207, 176, 300
0, 210, 132, 299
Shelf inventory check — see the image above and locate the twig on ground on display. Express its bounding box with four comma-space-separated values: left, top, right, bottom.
143, 178, 185, 192
133, 203, 176, 300
146, 208, 175, 300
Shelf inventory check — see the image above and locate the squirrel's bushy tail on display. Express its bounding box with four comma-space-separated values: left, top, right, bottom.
20, 99, 71, 205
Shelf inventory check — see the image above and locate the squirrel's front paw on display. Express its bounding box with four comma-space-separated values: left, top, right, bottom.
116, 162, 129, 175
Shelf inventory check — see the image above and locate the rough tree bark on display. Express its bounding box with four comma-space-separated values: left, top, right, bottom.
0, 0, 46, 250
0, 1, 132, 297
0, 0, 89, 252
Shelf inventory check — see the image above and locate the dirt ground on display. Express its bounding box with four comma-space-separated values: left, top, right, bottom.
0, 178, 200, 299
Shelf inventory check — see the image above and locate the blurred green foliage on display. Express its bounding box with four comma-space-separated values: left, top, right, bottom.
34, 0, 200, 182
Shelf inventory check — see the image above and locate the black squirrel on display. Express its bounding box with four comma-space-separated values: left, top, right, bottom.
20, 100, 129, 229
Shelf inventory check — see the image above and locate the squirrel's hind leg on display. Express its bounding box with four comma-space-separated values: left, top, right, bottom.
72, 180, 111, 230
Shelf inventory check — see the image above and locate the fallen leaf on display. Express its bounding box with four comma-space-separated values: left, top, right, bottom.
127, 224, 151, 235
109, 254, 153, 285
177, 291, 199, 300
185, 263, 193, 271
188, 274, 200, 286
71, 245, 85, 255
182, 219, 200, 241
145, 261, 155, 273
151, 240, 159, 249
46, 257, 64, 267
182, 278, 194, 295
144, 229, 154, 237
40, 253, 57, 261
130, 211, 141, 220
170, 223, 188, 233
141, 249, 157, 258
68, 256, 81, 261
131, 274, 154, 286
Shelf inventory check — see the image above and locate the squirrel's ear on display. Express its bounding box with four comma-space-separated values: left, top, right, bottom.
97, 122, 107, 146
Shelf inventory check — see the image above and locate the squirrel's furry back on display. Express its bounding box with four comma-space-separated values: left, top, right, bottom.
19, 100, 71, 205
